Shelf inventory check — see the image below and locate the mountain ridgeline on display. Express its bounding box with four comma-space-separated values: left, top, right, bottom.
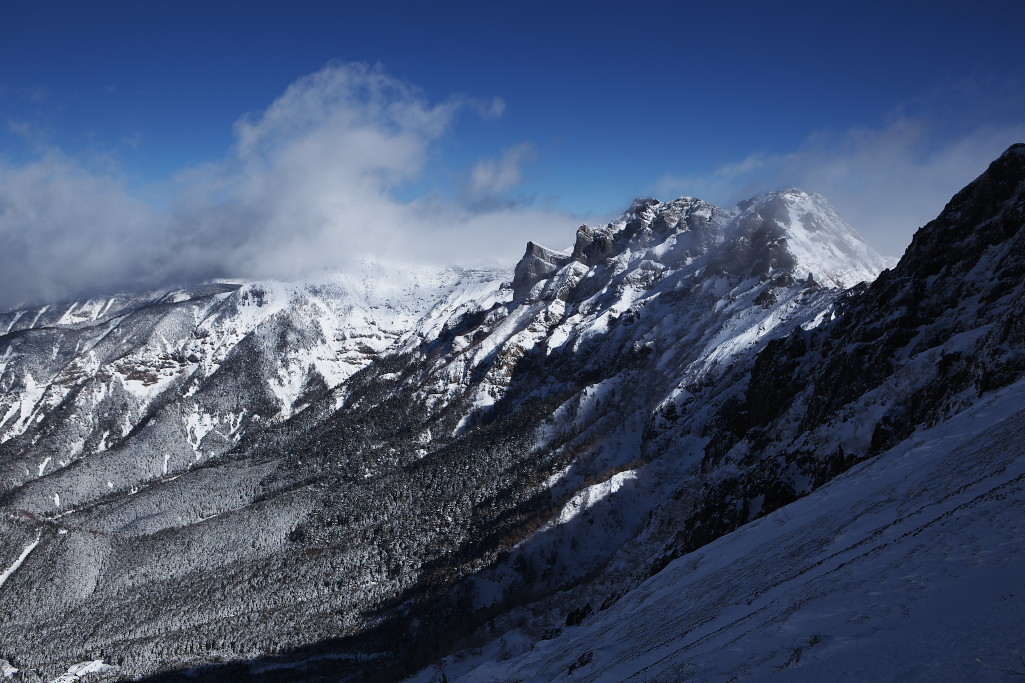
0, 145, 1024, 681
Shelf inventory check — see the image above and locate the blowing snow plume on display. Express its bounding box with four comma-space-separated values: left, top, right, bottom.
0, 62, 573, 311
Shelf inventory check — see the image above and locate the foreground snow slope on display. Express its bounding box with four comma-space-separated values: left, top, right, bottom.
423, 377, 1025, 681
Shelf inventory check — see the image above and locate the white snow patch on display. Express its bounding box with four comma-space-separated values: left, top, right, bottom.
777, 189, 891, 288
0, 533, 41, 589
50, 660, 115, 683
57, 302, 83, 326
545, 469, 637, 529
119, 365, 183, 404
4, 310, 24, 335
543, 464, 571, 490
28, 305, 48, 328
4, 371, 47, 440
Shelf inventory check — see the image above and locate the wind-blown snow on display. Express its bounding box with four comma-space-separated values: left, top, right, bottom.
741, 189, 895, 288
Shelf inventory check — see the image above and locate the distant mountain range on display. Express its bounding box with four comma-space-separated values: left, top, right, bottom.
1, 145, 1023, 682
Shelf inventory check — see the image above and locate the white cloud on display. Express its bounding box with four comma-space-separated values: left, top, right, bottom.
655, 119, 1025, 258
485, 97, 506, 118
0, 153, 159, 307
465, 143, 537, 203
0, 62, 576, 310
8, 61, 1019, 311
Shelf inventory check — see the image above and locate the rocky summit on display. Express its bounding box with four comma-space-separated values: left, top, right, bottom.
1, 146, 1024, 682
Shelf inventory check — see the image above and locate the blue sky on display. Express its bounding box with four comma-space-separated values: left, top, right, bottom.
1, 1, 1024, 306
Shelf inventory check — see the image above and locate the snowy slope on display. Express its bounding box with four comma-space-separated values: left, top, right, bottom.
730, 189, 895, 288
0, 263, 506, 510
404, 144, 1025, 683
421, 377, 1025, 682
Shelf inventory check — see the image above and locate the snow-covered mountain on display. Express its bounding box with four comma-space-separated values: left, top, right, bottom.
1, 146, 1023, 682
0, 264, 502, 502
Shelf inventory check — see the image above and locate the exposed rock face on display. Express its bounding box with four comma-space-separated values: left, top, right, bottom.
1, 149, 1023, 682
512, 242, 572, 300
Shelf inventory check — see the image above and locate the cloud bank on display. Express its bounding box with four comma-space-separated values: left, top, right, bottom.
0, 63, 572, 310
0, 153, 158, 306
656, 118, 1025, 258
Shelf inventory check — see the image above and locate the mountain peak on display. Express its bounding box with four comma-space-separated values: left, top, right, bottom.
626, 197, 661, 215
999, 141, 1025, 159
735, 187, 818, 211
724, 188, 891, 288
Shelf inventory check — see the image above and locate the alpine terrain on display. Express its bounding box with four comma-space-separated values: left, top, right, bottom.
1, 145, 1024, 682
